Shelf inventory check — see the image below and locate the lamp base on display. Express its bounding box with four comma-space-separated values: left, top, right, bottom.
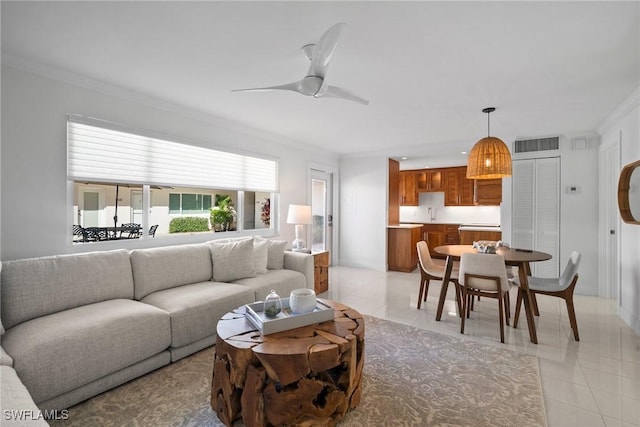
291, 224, 308, 252
292, 237, 305, 249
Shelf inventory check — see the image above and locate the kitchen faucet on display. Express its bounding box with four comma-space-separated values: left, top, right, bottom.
427, 207, 435, 221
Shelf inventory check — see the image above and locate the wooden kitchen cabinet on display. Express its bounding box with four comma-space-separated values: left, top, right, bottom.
388, 225, 422, 272
459, 230, 502, 245
399, 171, 418, 206
422, 223, 460, 258
444, 167, 474, 206
474, 178, 502, 205
416, 169, 444, 192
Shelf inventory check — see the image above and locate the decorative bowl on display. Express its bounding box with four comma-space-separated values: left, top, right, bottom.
289, 288, 317, 314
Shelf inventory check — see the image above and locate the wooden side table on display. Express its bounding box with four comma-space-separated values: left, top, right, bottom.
312, 250, 329, 294
211, 300, 364, 427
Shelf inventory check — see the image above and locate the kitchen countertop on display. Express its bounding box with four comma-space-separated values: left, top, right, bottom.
458, 224, 501, 232
400, 221, 461, 225
399, 222, 502, 231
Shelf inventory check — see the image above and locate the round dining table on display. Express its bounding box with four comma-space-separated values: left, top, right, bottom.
433, 245, 552, 344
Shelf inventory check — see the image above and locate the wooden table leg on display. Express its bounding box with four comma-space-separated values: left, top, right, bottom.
435, 255, 454, 321
517, 263, 538, 344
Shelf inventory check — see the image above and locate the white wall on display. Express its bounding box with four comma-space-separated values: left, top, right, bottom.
599, 88, 640, 334
400, 192, 501, 225
339, 156, 388, 271
0, 64, 339, 260
559, 137, 601, 296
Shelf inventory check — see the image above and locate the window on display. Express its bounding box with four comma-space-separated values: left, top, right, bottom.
169, 193, 212, 214
68, 115, 278, 243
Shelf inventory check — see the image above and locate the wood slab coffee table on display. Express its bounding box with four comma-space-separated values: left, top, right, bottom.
211, 299, 365, 427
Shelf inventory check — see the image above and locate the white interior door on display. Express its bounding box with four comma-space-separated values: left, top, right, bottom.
602, 141, 620, 300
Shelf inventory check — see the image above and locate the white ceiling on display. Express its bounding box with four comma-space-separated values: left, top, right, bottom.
2, 1, 638, 167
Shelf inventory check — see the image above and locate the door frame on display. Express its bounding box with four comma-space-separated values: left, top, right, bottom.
598, 135, 621, 301
309, 163, 338, 265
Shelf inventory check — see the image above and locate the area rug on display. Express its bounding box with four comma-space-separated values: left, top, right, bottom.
50, 316, 546, 427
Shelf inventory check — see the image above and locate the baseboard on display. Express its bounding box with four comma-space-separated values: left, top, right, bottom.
619, 305, 640, 336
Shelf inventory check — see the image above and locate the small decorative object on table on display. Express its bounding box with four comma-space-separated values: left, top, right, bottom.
473, 240, 501, 253
263, 290, 282, 318
245, 297, 333, 335
289, 288, 316, 314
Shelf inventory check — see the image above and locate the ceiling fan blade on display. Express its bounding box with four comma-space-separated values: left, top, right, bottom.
321, 85, 369, 105
309, 23, 346, 77
232, 81, 302, 94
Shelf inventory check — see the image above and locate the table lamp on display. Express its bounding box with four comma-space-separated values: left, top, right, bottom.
287, 204, 312, 252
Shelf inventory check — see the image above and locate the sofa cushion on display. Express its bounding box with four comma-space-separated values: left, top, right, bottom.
254, 238, 288, 270
0, 366, 49, 426
232, 269, 307, 302
1, 346, 13, 366
141, 281, 254, 349
1, 299, 171, 404
131, 243, 213, 300
209, 238, 255, 282
253, 237, 269, 274
1, 249, 133, 329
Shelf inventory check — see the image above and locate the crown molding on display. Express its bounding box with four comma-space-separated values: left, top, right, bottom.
597, 86, 640, 135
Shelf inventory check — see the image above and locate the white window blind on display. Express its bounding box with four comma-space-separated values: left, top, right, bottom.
67, 116, 278, 192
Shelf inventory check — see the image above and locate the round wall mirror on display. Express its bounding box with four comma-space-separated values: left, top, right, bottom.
618, 159, 640, 225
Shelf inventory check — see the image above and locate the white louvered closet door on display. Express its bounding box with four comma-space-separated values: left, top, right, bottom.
512, 157, 560, 277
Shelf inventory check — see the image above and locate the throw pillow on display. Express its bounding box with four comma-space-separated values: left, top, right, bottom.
209, 238, 255, 282
255, 238, 288, 270
253, 237, 269, 274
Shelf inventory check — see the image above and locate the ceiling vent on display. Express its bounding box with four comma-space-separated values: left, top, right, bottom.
513, 137, 559, 153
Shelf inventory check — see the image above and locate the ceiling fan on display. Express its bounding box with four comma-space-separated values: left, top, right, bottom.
232, 23, 369, 106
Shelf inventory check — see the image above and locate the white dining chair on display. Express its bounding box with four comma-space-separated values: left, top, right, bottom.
458, 252, 511, 343
513, 251, 581, 340
416, 241, 459, 310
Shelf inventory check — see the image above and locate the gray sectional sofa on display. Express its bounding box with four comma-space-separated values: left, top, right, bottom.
0, 237, 313, 418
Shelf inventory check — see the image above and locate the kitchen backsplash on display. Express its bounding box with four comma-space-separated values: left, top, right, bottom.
399, 192, 501, 224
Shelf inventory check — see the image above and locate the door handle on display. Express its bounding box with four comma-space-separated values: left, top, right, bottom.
328, 214, 333, 227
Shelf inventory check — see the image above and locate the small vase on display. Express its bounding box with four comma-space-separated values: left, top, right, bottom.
264, 290, 282, 318
289, 288, 317, 314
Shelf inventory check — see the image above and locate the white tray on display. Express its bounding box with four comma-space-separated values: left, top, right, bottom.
245, 298, 334, 335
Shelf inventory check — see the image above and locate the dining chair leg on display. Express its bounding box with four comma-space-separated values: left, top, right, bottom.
498, 294, 505, 343
454, 282, 463, 317
417, 277, 426, 309
424, 279, 430, 302
460, 287, 467, 335
504, 293, 510, 326
565, 294, 580, 341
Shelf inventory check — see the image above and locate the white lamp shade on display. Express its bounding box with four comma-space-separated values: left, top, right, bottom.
287, 204, 312, 225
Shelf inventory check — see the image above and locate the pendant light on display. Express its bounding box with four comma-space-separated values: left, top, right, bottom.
466, 107, 512, 179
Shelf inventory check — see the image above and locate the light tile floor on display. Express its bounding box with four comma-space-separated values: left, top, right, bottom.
320, 266, 640, 427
